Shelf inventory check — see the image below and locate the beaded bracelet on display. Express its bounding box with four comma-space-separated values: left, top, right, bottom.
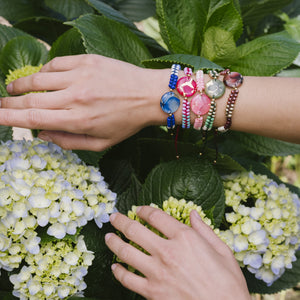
176, 67, 197, 129
202, 70, 225, 131
190, 70, 211, 130
217, 69, 243, 132
160, 64, 181, 131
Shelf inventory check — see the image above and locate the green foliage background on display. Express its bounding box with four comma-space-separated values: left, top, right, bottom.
0, 0, 300, 299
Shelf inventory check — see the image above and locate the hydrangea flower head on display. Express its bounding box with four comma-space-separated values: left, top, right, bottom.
0, 139, 116, 271
10, 235, 94, 300
219, 171, 300, 286
5, 64, 43, 86
126, 197, 214, 256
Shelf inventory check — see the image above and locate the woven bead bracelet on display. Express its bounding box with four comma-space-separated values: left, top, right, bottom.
176, 67, 197, 129
190, 70, 211, 130
160, 64, 181, 131
217, 69, 243, 133
202, 70, 225, 131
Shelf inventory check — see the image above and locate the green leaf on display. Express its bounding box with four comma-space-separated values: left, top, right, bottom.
73, 149, 107, 167
68, 297, 98, 300
0, 126, 13, 142
230, 132, 300, 157
116, 174, 143, 214
0, 35, 48, 75
244, 250, 300, 294
277, 68, 300, 77
66, 14, 151, 66
156, 0, 243, 54
85, 0, 167, 56
81, 222, 129, 299
49, 28, 86, 59
143, 54, 223, 71
222, 31, 300, 76
0, 0, 45, 24
140, 157, 225, 226
201, 27, 237, 63
0, 291, 16, 300
239, 0, 293, 31
44, 0, 94, 20
0, 24, 28, 51
14, 17, 70, 44
112, 0, 156, 22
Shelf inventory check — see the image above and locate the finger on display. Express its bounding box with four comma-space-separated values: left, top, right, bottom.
105, 233, 153, 275
1, 90, 71, 109
7, 72, 72, 95
110, 263, 149, 298
38, 131, 111, 151
190, 210, 231, 256
136, 206, 187, 239
109, 212, 163, 254
0, 109, 77, 132
40, 54, 94, 72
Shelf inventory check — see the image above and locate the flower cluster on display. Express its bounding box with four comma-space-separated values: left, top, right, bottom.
219, 172, 300, 286
127, 197, 214, 253
5, 65, 43, 86
0, 139, 117, 298
10, 235, 94, 300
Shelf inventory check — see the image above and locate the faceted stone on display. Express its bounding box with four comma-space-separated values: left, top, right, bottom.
190, 94, 211, 116
160, 91, 180, 114
224, 72, 243, 88
205, 79, 225, 99
176, 76, 197, 97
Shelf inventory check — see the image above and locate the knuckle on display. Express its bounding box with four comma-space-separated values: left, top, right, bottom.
174, 226, 192, 241
31, 74, 42, 89
24, 94, 40, 108
159, 243, 177, 266
123, 221, 137, 240
118, 244, 130, 261
27, 110, 42, 128
148, 209, 163, 225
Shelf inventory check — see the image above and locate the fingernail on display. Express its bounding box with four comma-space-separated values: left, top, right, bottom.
38, 134, 52, 142
105, 233, 112, 242
6, 83, 13, 94
111, 264, 117, 271
110, 213, 116, 222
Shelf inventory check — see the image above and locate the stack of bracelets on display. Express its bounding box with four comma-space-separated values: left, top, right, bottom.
160, 64, 244, 133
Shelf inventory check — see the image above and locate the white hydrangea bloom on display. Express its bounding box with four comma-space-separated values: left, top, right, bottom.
10, 235, 94, 300
0, 139, 117, 271
220, 172, 300, 286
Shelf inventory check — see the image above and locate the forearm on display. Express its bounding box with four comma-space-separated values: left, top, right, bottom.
145, 69, 300, 143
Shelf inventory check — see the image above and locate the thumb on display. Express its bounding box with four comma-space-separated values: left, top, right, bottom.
190, 210, 229, 255
38, 131, 109, 151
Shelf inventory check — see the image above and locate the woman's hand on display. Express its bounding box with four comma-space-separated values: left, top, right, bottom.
1, 54, 168, 150
105, 206, 251, 300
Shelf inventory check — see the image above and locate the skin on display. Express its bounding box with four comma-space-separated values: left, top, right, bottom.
105, 207, 251, 300
1, 54, 300, 152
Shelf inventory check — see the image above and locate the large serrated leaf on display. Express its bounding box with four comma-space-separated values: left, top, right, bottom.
222, 31, 300, 75
0, 35, 48, 75
0, 0, 45, 24
116, 174, 143, 214
66, 14, 151, 66
140, 157, 225, 226
49, 28, 86, 59
44, 0, 94, 20
240, 0, 292, 30
85, 0, 167, 56
156, 0, 243, 54
0, 24, 28, 51
231, 132, 300, 156
143, 54, 223, 71
0, 126, 13, 142
201, 27, 237, 63
81, 222, 129, 299
14, 17, 70, 44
